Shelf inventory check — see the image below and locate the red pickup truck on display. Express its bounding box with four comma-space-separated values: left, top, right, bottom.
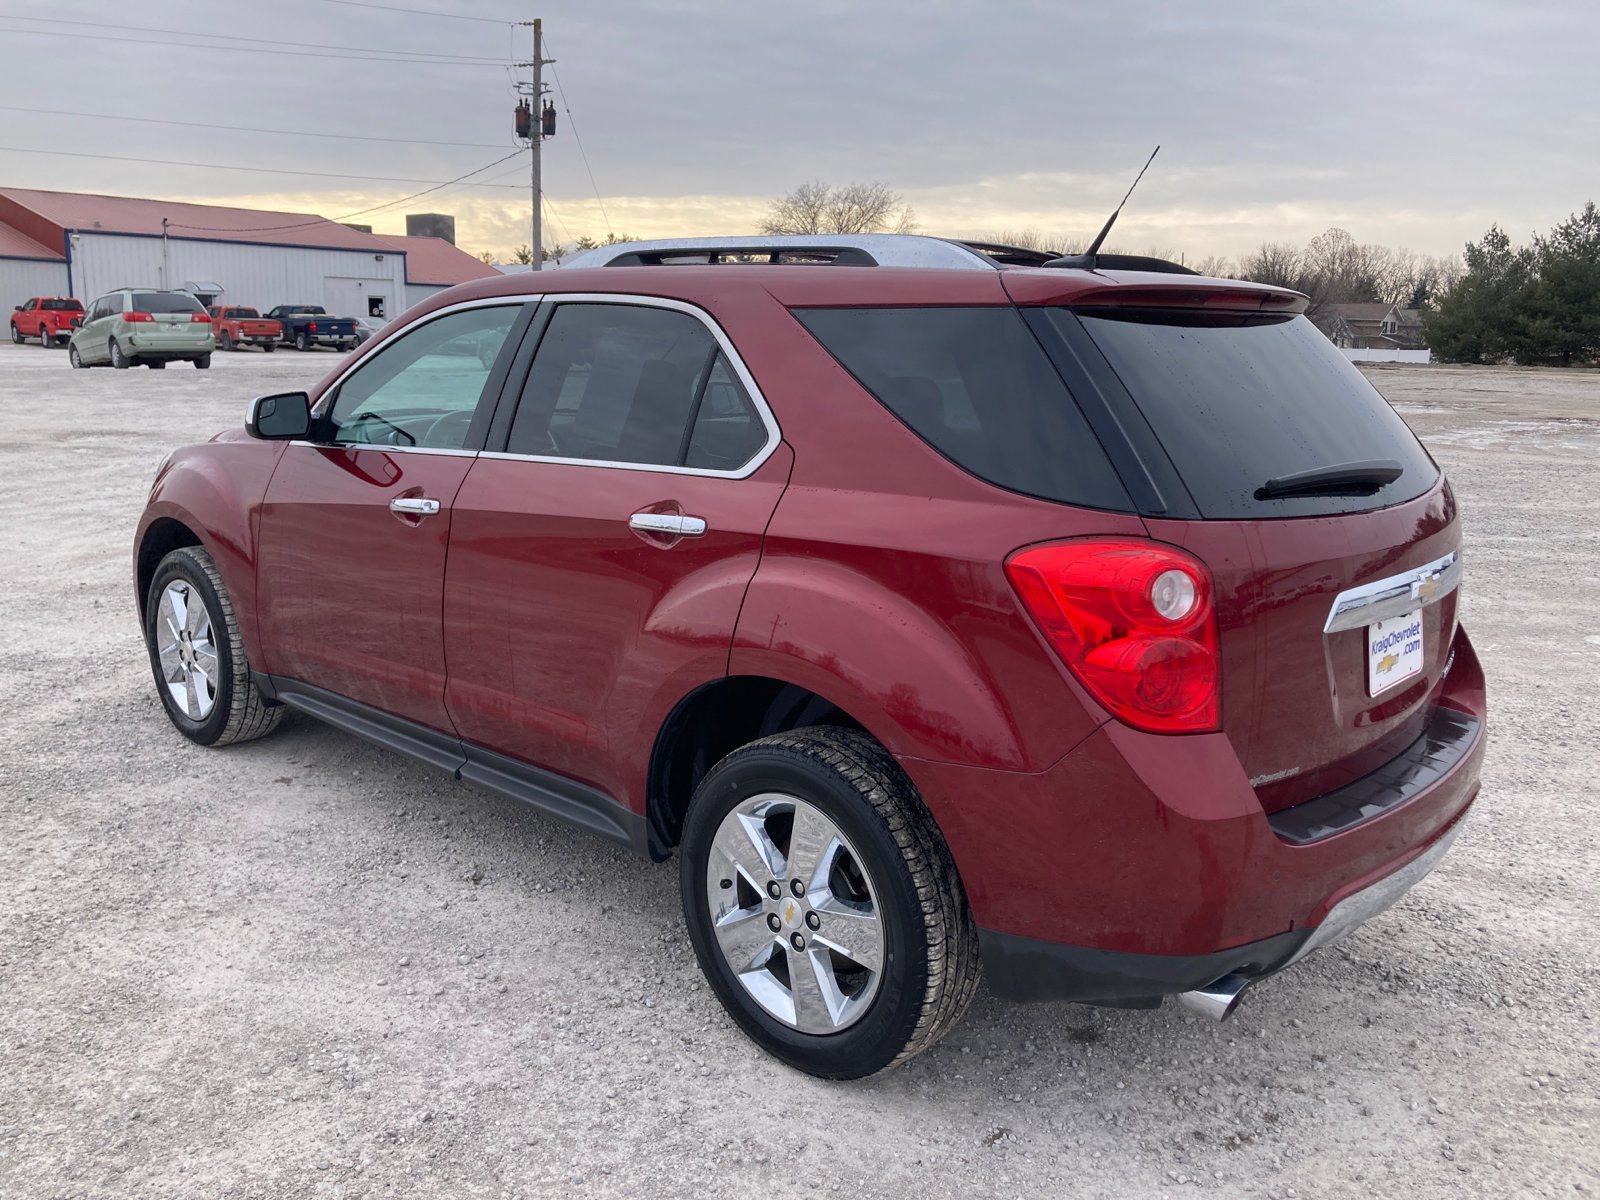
11, 297, 85, 347
207, 307, 281, 352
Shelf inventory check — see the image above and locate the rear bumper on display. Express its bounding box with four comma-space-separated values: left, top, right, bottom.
901, 623, 1486, 1004
979, 808, 1467, 1004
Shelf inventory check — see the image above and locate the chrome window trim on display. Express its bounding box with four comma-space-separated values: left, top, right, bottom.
481, 292, 783, 480
1323, 550, 1460, 634
310, 295, 544, 419
285, 441, 480, 458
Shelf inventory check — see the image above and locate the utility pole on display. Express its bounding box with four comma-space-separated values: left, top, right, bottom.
514, 20, 554, 270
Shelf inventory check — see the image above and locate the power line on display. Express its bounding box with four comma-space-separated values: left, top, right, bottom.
0, 24, 507, 66
541, 36, 613, 238
0, 104, 509, 151
0, 144, 527, 188
5, 14, 511, 61
318, 0, 515, 24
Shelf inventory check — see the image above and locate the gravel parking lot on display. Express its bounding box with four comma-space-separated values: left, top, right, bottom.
1, 341, 1596, 1200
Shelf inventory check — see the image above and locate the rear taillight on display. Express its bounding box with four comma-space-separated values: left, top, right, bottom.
125, 311, 153, 322
191, 311, 210, 323
1005, 538, 1220, 733
308, 321, 317, 333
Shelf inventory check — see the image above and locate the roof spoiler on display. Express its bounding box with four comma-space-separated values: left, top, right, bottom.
1040, 252, 1199, 275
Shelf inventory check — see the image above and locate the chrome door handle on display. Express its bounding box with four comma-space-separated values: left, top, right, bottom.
390, 497, 441, 516
629, 512, 707, 537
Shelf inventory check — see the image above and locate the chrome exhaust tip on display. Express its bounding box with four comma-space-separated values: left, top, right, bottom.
1176, 973, 1251, 1022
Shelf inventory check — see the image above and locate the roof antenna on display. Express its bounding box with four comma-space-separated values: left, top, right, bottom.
1044, 145, 1161, 272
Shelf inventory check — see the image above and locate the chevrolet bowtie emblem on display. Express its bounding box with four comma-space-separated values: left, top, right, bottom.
1377, 653, 1400, 674
1413, 574, 1441, 604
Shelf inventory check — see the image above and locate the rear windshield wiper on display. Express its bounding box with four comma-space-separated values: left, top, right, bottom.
1257, 459, 1403, 499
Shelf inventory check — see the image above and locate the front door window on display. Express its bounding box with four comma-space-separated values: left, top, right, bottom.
326, 305, 518, 449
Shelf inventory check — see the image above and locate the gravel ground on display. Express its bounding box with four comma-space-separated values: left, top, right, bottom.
0, 343, 1596, 1200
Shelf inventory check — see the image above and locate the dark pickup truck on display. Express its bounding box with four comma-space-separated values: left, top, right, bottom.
264, 305, 358, 352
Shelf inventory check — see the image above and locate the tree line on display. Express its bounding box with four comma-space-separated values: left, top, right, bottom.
1421, 203, 1600, 366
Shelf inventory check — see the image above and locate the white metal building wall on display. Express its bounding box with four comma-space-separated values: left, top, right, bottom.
1, 258, 70, 318
64, 233, 408, 317
405, 282, 450, 312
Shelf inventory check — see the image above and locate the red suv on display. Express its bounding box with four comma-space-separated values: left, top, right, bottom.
135, 236, 1484, 1079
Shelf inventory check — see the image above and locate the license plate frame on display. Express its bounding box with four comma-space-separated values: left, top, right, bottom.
1368, 610, 1423, 696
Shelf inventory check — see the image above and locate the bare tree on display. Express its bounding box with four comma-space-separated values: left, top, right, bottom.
1190, 254, 1235, 279
1239, 229, 1464, 320
761, 182, 918, 236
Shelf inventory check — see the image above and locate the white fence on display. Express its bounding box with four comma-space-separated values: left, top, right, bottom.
1341, 348, 1432, 364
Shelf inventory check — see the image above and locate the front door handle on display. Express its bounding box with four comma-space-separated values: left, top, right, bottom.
389, 496, 441, 516
629, 512, 707, 537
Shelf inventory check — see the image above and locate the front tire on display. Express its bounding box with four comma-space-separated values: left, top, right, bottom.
110, 339, 129, 369
11, 323, 22, 344
147, 359, 166, 369
680, 727, 979, 1079
69, 343, 85, 368
144, 546, 282, 747
193, 354, 211, 369
262, 342, 276, 353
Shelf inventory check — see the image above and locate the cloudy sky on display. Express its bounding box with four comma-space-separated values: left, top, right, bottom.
2, 0, 1596, 261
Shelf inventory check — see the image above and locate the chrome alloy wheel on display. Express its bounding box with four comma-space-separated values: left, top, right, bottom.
156, 581, 219, 720
706, 793, 884, 1033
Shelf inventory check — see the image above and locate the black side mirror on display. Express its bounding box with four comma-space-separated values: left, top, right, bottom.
246, 391, 312, 440
11, 305, 20, 312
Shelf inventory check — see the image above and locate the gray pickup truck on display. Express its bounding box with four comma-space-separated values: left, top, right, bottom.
264, 305, 358, 352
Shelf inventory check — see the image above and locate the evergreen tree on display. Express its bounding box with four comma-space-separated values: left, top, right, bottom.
1506, 202, 1600, 366
1424, 226, 1529, 363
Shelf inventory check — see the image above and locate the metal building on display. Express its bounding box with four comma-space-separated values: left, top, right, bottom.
0, 187, 497, 320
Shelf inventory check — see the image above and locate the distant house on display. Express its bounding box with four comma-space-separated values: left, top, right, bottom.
1323, 302, 1425, 350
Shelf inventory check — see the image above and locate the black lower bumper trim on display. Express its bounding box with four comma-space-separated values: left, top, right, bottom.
978, 926, 1310, 1005
1267, 705, 1481, 846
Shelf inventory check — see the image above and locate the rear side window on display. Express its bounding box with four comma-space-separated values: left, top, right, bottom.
794, 307, 1132, 511
1058, 310, 1439, 518
133, 293, 204, 315
508, 303, 765, 470
42, 299, 81, 311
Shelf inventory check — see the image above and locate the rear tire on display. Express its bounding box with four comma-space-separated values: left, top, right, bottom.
295, 331, 309, 352
144, 546, 282, 747
110, 339, 129, 369
219, 329, 234, 352
193, 354, 211, 369
680, 726, 979, 1079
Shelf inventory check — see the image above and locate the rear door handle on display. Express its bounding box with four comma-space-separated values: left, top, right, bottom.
390, 496, 441, 516
629, 512, 707, 537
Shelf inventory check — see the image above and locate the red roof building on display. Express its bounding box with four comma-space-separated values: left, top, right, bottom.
0, 187, 498, 319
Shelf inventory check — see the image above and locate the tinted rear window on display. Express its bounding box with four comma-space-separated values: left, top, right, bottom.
41, 299, 82, 311
1059, 309, 1439, 518
794, 307, 1131, 511
227, 308, 259, 318
133, 293, 205, 314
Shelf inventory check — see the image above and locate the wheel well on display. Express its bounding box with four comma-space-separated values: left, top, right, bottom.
647, 676, 870, 855
136, 518, 203, 620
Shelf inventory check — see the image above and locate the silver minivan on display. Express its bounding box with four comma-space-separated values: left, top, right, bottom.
69, 289, 215, 369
